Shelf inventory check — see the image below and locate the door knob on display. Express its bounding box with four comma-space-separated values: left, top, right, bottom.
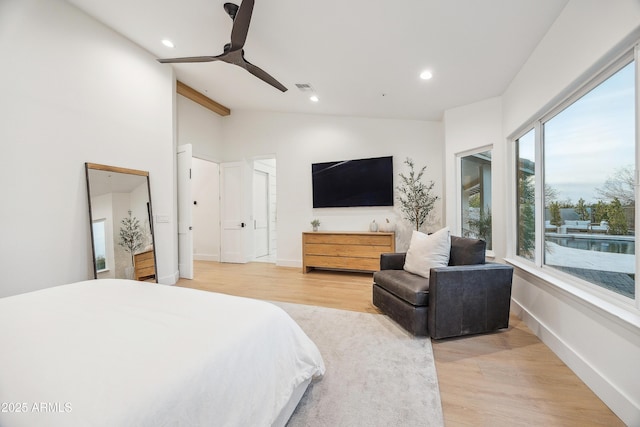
241, 222, 246, 228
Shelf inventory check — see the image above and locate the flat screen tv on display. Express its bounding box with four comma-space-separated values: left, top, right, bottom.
312, 156, 394, 208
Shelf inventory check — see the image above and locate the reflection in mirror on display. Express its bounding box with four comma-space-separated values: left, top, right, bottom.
85, 163, 157, 282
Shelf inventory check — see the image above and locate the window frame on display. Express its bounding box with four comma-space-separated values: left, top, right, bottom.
456, 145, 494, 257
514, 128, 537, 262
508, 47, 640, 314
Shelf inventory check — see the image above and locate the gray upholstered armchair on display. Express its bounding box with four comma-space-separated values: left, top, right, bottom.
372, 236, 513, 339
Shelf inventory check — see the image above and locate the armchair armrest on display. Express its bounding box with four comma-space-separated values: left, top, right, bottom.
428, 263, 513, 339
380, 253, 407, 270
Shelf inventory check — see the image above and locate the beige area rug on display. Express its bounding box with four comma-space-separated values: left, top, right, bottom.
273, 302, 444, 427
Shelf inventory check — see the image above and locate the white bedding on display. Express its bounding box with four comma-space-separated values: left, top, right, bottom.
0, 279, 325, 427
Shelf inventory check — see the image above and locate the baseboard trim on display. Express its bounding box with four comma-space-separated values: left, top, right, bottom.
511, 298, 640, 425
157, 270, 180, 285
194, 254, 220, 262
277, 259, 302, 269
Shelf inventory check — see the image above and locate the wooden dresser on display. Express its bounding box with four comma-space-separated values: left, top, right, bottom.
302, 231, 395, 273
134, 248, 156, 281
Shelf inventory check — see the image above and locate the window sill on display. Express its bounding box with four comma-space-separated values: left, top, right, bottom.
504, 257, 640, 334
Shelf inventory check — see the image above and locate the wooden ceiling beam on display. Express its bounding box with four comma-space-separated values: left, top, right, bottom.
176, 81, 230, 116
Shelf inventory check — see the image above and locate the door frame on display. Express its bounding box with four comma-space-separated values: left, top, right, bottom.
253, 169, 270, 258
177, 144, 193, 279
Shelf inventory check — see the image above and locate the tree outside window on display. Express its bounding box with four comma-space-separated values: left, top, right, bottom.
461, 150, 492, 250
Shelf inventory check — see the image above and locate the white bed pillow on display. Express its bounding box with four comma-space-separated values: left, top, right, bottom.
403, 227, 451, 278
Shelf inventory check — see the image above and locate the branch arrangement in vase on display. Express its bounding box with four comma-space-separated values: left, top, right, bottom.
396, 158, 439, 231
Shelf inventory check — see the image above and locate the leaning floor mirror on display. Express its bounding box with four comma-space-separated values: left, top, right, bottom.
85, 163, 157, 282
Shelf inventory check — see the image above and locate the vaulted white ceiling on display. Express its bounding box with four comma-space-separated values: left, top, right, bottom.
66, 0, 568, 120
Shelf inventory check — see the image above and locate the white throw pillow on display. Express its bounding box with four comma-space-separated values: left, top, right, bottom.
403, 227, 451, 278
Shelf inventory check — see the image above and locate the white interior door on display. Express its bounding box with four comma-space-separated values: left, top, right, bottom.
253, 170, 269, 258
192, 159, 220, 262
177, 144, 193, 279
220, 161, 249, 263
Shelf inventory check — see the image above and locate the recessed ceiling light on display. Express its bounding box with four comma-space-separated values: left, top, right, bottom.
162, 39, 175, 48
310, 95, 319, 102
420, 70, 433, 80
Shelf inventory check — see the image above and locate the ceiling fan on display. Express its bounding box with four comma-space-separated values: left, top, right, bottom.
157, 0, 287, 92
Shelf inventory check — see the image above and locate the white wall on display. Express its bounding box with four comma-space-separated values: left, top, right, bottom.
443, 97, 503, 256
445, 1, 640, 424
177, 95, 223, 161
220, 110, 444, 267
0, 0, 177, 296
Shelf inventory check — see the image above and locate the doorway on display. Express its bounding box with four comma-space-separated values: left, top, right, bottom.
252, 158, 277, 263
178, 154, 277, 278
178, 153, 221, 280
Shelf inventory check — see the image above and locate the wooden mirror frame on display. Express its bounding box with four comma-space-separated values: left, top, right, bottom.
85, 163, 157, 282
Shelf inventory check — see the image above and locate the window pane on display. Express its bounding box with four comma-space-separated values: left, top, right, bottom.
517, 129, 536, 261
92, 219, 107, 271
543, 61, 635, 299
461, 150, 492, 249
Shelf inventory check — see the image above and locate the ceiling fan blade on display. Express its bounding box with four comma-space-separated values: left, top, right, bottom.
229, 0, 254, 51
157, 56, 219, 64
244, 60, 287, 92
157, 1, 287, 94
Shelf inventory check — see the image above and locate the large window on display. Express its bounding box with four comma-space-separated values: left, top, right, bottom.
460, 150, 492, 250
513, 54, 636, 300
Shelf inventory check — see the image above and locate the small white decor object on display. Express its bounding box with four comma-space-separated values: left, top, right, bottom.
403, 227, 450, 278
369, 220, 379, 232
379, 218, 395, 232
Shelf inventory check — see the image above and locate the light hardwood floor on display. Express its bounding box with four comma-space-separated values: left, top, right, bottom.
178, 261, 624, 427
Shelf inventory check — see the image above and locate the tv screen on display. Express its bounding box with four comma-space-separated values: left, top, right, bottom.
312, 156, 394, 208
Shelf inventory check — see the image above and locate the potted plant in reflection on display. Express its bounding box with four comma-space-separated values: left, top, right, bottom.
119, 210, 143, 279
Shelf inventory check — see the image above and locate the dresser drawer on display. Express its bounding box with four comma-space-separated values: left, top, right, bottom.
302, 232, 395, 273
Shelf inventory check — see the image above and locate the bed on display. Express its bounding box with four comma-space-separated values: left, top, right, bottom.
0, 279, 325, 427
